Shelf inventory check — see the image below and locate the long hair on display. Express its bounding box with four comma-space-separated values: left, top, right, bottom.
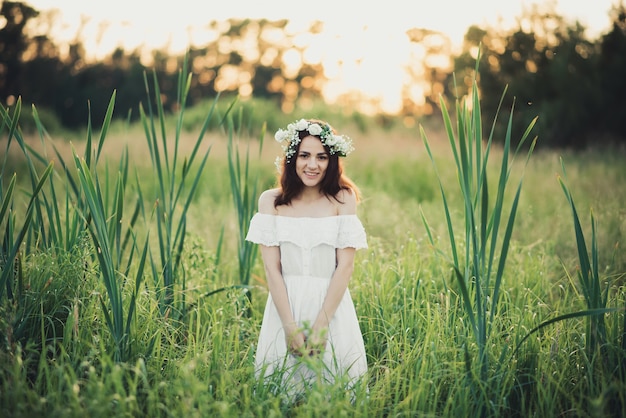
274, 120, 360, 207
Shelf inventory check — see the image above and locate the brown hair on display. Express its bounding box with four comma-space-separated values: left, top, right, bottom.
274, 119, 360, 207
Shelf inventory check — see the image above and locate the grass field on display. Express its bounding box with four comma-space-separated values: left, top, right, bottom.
1, 81, 625, 417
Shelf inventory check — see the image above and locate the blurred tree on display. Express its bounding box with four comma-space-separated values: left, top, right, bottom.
597, 3, 626, 140
52, 48, 152, 127
190, 18, 326, 111
447, 4, 609, 148
8, 0, 623, 145
405, 28, 453, 116
0, 1, 38, 105
1, 5, 330, 130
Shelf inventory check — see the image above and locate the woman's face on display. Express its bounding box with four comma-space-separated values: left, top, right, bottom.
295, 135, 329, 189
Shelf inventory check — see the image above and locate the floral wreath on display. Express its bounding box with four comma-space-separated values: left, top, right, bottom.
274, 119, 354, 168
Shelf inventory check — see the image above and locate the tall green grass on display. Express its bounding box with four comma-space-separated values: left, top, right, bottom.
416, 60, 626, 414
1, 99, 55, 349
420, 71, 537, 413
0, 55, 230, 363
225, 108, 264, 308
139, 59, 221, 320
0, 99, 53, 296
560, 160, 610, 355
558, 160, 625, 402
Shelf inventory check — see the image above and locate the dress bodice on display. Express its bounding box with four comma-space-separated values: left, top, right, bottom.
245, 214, 367, 279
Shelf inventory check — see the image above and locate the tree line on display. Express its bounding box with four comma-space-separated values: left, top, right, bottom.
448, 3, 626, 148
1, 1, 625, 148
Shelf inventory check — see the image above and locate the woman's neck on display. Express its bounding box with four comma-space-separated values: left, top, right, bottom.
276, 187, 336, 217
297, 186, 324, 203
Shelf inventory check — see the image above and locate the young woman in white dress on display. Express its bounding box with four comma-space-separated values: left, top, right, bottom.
246, 119, 368, 397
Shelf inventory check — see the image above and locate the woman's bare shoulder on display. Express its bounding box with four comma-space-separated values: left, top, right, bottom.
258, 188, 281, 214
335, 188, 357, 215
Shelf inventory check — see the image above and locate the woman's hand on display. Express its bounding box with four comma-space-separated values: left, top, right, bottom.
284, 323, 307, 357
306, 327, 328, 356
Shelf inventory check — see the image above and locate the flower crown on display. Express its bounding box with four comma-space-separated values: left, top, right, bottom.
274, 119, 354, 164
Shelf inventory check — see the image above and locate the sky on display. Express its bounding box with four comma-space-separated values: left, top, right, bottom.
24, 0, 623, 113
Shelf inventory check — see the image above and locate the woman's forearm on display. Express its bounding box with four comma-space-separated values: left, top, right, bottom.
313, 249, 355, 330
265, 268, 296, 328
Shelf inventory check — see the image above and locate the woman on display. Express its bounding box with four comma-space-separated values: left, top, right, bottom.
245, 118, 368, 396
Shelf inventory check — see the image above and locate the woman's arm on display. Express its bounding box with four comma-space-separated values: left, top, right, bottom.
309, 247, 355, 352
259, 245, 306, 355
257, 189, 306, 356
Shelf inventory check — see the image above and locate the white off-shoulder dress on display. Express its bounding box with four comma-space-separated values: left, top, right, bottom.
245, 214, 368, 393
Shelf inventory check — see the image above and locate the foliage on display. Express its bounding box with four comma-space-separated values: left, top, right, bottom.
449, 3, 626, 148
138, 57, 222, 321
558, 160, 626, 374
420, 58, 625, 415
0, 99, 53, 304
225, 106, 263, 308
0, 3, 327, 130
71, 109, 149, 362
420, 61, 537, 414
0, 54, 232, 365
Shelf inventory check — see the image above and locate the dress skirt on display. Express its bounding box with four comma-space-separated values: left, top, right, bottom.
255, 274, 367, 394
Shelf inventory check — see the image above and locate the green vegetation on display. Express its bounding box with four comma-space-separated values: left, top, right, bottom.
1, 66, 625, 417
420, 78, 538, 415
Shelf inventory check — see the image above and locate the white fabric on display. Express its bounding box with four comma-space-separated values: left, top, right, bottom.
246, 214, 368, 394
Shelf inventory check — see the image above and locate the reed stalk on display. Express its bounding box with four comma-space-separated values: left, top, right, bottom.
559, 161, 610, 357
226, 108, 264, 308
420, 62, 537, 413
70, 92, 150, 362
138, 56, 226, 321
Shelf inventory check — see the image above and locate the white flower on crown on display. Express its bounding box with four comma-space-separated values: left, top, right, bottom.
308, 123, 323, 136
274, 119, 354, 166
295, 119, 309, 131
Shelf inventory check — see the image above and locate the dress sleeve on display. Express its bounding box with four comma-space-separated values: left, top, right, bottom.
245, 213, 279, 246
337, 215, 368, 249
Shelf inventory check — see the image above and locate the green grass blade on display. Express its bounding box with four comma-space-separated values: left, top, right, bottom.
472, 80, 482, 184
479, 170, 488, 267
489, 181, 522, 325
513, 308, 621, 356
95, 91, 117, 164
140, 78, 167, 206
85, 103, 93, 167
0, 174, 16, 222
111, 176, 125, 263
453, 266, 477, 337
152, 71, 171, 184
172, 64, 192, 183
0, 104, 18, 177
172, 146, 212, 254
420, 125, 459, 266
0, 163, 53, 301
485, 100, 515, 284
125, 232, 149, 338
558, 175, 591, 301
121, 197, 142, 258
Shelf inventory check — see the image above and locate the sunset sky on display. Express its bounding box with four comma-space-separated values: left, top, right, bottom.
25, 0, 622, 113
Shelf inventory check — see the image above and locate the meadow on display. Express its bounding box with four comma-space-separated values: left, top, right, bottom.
1, 70, 625, 417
